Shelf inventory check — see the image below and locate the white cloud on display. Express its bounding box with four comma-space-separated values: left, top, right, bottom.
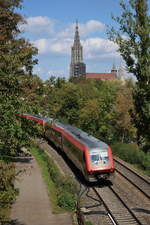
33, 66, 67, 80
33, 36, 120, 61
22, 17, 106, 38
57, 20, 106, 38
21, 16, 56, 35
21, 17, 118, 60
50, 38, 72, 55
80, 20, 106, 36
33, 39, 50, 54
82, 38, 120, 59
33, 38, 72, 55
48, 69, 66, 77
33, 66, 45, 75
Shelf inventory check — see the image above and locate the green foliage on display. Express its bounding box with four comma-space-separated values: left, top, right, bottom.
30, 145, 77, 212
78, 80, 124, 143
132, 84, 150, 145
0, 1, 39, 222
111, 142, 150, 175
55, 82, 83, 124
41, 77, 136, 144
0, 0, 39, 156
57, 177, 77, 211
114, 86, 136, 142
0, 160, 18, 221
85, 221, 94, 225
57, 190, 76, 211
108, 0, 150, 146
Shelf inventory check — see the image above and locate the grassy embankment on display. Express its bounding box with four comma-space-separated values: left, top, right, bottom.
111, 142, 150, 176
30, 144, 78, 214
30, 144, 95, 225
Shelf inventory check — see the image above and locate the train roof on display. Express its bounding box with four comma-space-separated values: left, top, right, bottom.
22, 114, 108, 150
55, 121, 108, 150
23, 114, 53, 122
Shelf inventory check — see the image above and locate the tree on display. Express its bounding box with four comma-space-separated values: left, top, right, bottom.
20, 74, 44, 108
78, 80, 120, 143
0, 0, 39, 155
79, 99, 101, 136
108, 0, 150, 146
55, 83, 82, 124
114, 86, 136, 142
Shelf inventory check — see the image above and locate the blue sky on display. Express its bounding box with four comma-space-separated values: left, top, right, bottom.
19, 0, 129, 80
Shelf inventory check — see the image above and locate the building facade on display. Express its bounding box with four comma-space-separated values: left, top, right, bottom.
86, 63, 117, 80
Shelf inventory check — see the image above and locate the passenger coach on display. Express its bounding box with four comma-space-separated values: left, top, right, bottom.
20, 114, 115, 182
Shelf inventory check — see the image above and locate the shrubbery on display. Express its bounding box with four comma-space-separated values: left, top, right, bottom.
111, 142, 150, 175
57, 190, 76, 211
85, 221, 94, 225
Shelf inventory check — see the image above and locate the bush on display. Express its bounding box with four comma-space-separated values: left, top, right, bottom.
57, 191, 76, 211
111, 142, 150, 175
57, 177, 77, 211
85, 221, 94, 225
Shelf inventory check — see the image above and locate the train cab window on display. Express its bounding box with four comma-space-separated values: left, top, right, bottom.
90, 149, 109, 166
91, 154, 100, 165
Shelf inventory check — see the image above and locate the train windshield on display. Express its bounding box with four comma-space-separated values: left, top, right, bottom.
91, 154, 101, 162
90, 149, 109, 166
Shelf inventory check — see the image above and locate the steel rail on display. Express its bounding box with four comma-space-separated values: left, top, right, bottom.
92, 187, 119, 225
114, 158, 150, 185
109, 186, 143, 225
114, 159, 150, 199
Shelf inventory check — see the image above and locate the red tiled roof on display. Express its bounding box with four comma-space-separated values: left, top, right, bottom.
86, 73, 116, 79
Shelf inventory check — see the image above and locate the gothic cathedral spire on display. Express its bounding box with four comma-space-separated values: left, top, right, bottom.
70, 21, 86, 79
74, 20, 80, 46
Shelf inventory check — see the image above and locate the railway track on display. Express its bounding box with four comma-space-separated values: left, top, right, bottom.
93, 186, 145, 225
114, 157, 150, 200
36, 139, 150, 225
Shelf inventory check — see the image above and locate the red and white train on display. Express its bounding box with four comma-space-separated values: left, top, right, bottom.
20, 114, 115, 182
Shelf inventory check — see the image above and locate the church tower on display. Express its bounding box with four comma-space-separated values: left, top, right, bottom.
70, 21, 86, 78
111, 63, 117, 75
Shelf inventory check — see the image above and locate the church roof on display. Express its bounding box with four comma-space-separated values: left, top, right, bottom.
86, 73, 116, 79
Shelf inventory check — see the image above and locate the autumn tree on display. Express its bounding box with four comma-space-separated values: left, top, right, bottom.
108, 0, 150, 146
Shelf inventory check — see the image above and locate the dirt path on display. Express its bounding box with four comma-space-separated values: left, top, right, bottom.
10, 155, 72, 225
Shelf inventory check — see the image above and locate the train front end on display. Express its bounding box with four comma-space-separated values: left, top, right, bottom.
86, 145, 115, 182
